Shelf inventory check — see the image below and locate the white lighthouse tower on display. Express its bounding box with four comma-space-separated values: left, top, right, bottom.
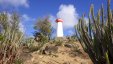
56, 18, 63, 37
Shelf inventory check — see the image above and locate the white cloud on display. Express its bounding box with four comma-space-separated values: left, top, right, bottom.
0, 0, 29, 8
57, 4, 79, 29
21, 14, 35, 21
20, 14, 35, 34
50, 4, 79, 36
49, 15, 57, 37
49, 15, 57, 29
50, 4, 89, 36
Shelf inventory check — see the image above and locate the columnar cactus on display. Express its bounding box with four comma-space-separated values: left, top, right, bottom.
76, 0, 113, 64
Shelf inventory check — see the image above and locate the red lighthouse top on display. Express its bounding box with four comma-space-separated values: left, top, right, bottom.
56, 18, 63, 23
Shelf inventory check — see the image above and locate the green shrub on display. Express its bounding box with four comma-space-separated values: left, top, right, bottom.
54, 39, 63, 46
14, 58, 23, 64
28, 45, 39, 52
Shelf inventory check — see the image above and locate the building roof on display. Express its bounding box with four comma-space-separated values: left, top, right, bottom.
56, 18, 63, 23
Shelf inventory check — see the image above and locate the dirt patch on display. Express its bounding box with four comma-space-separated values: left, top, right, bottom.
22, 42, 93, 64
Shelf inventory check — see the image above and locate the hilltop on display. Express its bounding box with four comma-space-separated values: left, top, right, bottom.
20, 41, 93, 64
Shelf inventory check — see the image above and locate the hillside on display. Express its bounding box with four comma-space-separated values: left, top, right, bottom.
21, 42, 93, 64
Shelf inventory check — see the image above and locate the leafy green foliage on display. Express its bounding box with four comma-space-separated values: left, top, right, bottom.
14, 58, 23, 64
0, 34, 4, 41
33, 17, 53, 51
34, 17, 53, 41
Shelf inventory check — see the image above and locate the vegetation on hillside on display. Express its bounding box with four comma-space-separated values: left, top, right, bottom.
0, 0, 113, 64
33, 17, 54, 51
0, 12, 23, 64
34, 17, 53, 41
75, 0, 113, 64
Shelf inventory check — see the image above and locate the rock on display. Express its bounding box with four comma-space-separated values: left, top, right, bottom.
64, 43, 74, 48
42, 45, 58, 55
63, 62, 70, 64
20, 53, 32, 61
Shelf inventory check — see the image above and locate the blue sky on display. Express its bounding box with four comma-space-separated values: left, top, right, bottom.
0, 0, 113, 37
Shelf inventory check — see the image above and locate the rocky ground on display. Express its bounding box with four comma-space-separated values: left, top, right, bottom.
21, 42, 93, 64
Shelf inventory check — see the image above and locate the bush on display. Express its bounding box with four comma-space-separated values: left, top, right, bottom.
54, 38, 64, 46
0, 12, 23, 64
14, 58, 23, 64
28, 45, 39, 52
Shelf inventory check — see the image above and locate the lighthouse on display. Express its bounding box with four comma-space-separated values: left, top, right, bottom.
56, 18, 63, 37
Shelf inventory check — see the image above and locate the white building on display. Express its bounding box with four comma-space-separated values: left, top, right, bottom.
56, 18, 63, 37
